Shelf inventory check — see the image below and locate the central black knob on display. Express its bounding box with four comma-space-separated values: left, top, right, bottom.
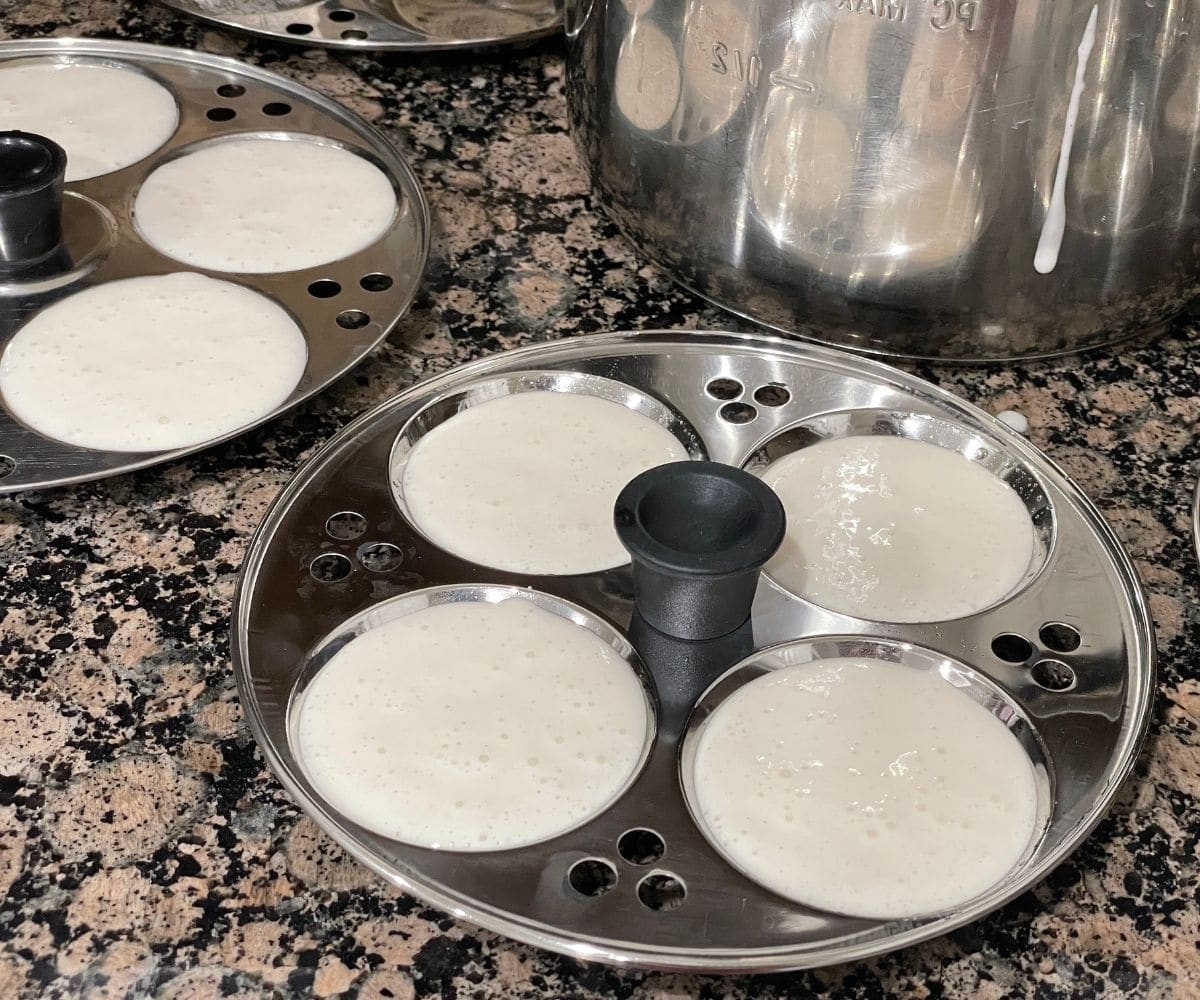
0, 130, 68, 268
614, 461, 786, 641
5, 138, 53, 185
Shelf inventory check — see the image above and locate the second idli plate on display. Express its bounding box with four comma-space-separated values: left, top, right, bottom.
0, 38, 429, 492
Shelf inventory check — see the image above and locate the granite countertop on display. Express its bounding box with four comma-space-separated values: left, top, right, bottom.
1, 2, 1199, 997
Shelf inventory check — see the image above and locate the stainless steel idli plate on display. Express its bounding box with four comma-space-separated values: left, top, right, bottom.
233, 329, 1154, 973
156, 0, 562, 51
0, 37, 430, 493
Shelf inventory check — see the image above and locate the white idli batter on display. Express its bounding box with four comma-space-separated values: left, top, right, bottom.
295, 598, 650, 851
0, 273, 307, 452
761, 435, 1035, 622
690, 658, 1040, 919
400, 390, 691, 574
0, 61, 178, 181
134, 137, 396, 272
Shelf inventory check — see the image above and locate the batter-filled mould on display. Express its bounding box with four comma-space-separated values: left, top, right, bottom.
742, 409, 1055, 623
132, 133, 399, 273
388, 370, 707, 575
0, 273, 308, 453
679, 637, 1053, 921
288, 584, 657, 851
0, 57, 180, 180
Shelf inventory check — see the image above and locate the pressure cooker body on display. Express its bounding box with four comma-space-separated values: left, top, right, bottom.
564, 0, 1200, 360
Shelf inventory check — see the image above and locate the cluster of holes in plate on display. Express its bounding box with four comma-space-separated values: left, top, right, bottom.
209, 85, 293, 122
306, 276, 394, 330
991, 622, 1083, 691
287, 11, 368, 39
567, 829, 685, 911
309, 511, 403, 580
705, 377, 791, 426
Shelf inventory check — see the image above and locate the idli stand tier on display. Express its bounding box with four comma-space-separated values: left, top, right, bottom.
233, 329, 1155, 973
0, 37, 429, 493
155, 0, 562, 51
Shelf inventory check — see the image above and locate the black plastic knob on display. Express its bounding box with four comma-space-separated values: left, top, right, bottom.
0, 131, 67, 269
614, 461, 786, 641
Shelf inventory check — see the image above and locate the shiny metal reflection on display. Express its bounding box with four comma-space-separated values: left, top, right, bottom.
566, 0, 1200, 358
158, 0, 563, 50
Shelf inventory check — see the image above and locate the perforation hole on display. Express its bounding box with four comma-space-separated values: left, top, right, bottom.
310, 553, 352, 583
262, 102, 292, 117
719, 402, 757, 424
618, 828, 665, 865
753, 383, 790, 407
216, 84, 245, 98
286, 22, 313, 33
991, 633, 1034, 663
307, 279, 342, 299
568, 858, 617, 898
206, 107, 236, 122
336, 310, 370, 330
357, 542, 403, 573
325, 511, 366, 540
360, 273, 393, 292
706, 377, 743, 400
1031, 659, 1076, 692
1040, 622, 1081, 653
328, 8, 356, 20
0, 456, 14, 479
341, 28, 369, 39
637, 872, 686, 911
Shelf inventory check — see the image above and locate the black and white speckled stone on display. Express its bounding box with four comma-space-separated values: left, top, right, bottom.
0, 2, 1198, 997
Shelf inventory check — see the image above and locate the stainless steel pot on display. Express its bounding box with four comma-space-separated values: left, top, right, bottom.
564, 0, 1200, 359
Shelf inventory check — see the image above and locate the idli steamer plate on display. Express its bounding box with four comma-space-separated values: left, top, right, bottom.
156, 0, 563, 51
0, 38, 429, 493
233, 330, 1155, 973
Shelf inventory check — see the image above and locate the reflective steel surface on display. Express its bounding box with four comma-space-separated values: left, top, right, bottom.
158, 0, 562, 51
0, 39, 430, 493
234, 330, 1154, 972
565, 1, 1200, 359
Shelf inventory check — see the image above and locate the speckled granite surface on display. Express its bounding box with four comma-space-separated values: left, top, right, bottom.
0, 2, 1198, 997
